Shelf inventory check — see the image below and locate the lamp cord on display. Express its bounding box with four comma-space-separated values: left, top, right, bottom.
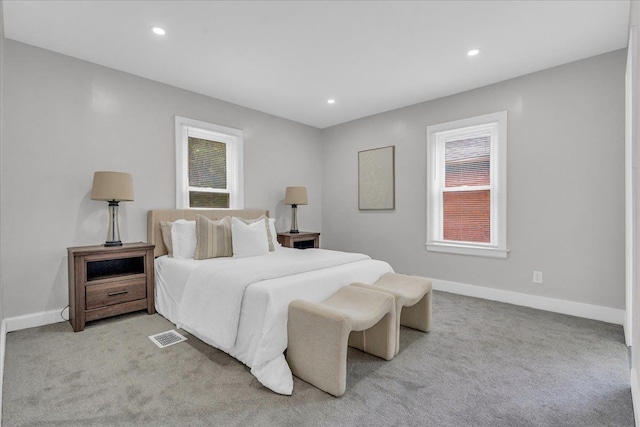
60, 305, 69, 321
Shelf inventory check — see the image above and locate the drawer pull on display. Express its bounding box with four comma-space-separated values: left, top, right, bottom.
108, 290, 129, 297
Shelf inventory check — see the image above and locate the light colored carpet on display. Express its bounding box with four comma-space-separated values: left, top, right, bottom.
3, 291, 634, 426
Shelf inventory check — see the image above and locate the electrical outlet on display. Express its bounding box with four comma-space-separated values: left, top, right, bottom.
532, 271, 543, 284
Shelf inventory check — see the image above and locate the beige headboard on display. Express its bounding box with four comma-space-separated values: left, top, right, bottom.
147, 209, 269, 257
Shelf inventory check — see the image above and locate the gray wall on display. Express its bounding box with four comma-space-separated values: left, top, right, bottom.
0, 39, 627, 319
629, 0, 640, 390
0, 2, 4, 323
321, 49, 626, 309
1, 40, 322, 319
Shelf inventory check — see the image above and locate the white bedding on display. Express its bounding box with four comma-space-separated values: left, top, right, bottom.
178, 249, 370, 349
154, 248, 393, 395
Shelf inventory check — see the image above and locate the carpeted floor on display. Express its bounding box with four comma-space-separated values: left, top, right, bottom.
2, 291, 634, 426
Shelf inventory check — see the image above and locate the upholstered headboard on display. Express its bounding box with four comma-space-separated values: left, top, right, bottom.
147, 209, 269, 257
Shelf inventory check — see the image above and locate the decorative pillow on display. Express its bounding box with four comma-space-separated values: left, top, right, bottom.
160, 221, 174, 257
171, 219, 197, 259
232, 217, 269, 258
268, 218, 281, 248
238, 215, 275, 251
194, 215, 232, 260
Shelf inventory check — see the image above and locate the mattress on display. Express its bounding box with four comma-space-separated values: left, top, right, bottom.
154, 247, 393, 394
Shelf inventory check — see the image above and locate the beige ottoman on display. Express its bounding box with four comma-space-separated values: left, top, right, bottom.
287, 286, 396, 397
352, 272, 432, 355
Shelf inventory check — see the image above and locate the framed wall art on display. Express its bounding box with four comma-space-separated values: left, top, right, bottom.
358, 145, 395, 210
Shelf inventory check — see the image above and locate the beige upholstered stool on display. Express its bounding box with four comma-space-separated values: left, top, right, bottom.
352, 272, 432, 355
287, 286, 396, 397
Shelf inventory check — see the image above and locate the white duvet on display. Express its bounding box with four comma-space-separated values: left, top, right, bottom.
155, 248, 393, 395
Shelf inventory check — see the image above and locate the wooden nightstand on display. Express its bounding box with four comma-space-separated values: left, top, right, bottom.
68, 242, 155, 332
277, 232, 320, 249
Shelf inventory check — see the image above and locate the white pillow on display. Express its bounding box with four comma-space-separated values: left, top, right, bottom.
171, 219, 197, 259
232, 217, 269, 258
269, 218, 281, 248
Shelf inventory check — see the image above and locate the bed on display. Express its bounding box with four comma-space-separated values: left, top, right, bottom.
147, 209, 393, 395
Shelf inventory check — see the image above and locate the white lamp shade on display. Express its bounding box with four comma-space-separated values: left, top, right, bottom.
285, 187, 308, 205
91, 171, 134, 201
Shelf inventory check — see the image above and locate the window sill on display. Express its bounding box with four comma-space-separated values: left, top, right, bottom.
425, 242, 508, 259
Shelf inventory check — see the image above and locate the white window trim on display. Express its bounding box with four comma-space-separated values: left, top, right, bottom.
426, 111, 508, 258
175, 116, 244, 209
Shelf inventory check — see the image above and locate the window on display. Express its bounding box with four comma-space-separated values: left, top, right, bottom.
175, 116, 244, 209
426, 111, 507, 258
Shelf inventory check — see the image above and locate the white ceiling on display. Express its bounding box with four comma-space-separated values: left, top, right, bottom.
2, 1, 631, 129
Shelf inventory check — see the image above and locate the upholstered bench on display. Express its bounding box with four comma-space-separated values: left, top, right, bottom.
352, 272, 432, 355
287, 286, 396, 397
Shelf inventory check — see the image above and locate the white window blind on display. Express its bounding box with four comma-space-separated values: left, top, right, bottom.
188, 136, 229, 208
441, 131, 492, 244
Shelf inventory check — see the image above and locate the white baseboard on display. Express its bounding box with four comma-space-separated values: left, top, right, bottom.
5, 308, 67, 333
430, 278, 625, 325
2, 281, 624, 332
1, 319, 6, 427
632, 368, 640, 427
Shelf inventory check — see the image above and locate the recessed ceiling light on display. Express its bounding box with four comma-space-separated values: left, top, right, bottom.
152, 27, 166, 36
467, 49, 480, 57
327, 99, 336, 104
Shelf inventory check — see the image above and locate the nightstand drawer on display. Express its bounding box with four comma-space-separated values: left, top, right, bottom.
86, 278, 147, 310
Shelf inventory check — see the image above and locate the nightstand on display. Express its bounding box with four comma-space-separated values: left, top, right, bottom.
67, 242, 155, 332
277, 232, 320, 249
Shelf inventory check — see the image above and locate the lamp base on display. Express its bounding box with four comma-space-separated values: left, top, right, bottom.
104, 200, 123, 247
289, 204, 300, 235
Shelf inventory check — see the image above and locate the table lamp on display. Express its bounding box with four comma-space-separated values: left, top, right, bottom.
285, 186, 308, 233
91, 171, 134, 246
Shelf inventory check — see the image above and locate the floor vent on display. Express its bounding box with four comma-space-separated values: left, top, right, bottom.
149, 330, 187, 349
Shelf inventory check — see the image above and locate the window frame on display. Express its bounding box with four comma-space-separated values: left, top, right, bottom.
426, 111, 508, 258
175, 116, 244, 209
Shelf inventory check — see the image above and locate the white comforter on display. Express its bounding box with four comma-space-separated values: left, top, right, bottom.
171, 248, 392, 395
177, 249, 368, 349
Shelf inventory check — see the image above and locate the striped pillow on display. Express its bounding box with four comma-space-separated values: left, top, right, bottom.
160, 221, 174, 257
238, 215, 275, 251
194, 215, 233, 260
